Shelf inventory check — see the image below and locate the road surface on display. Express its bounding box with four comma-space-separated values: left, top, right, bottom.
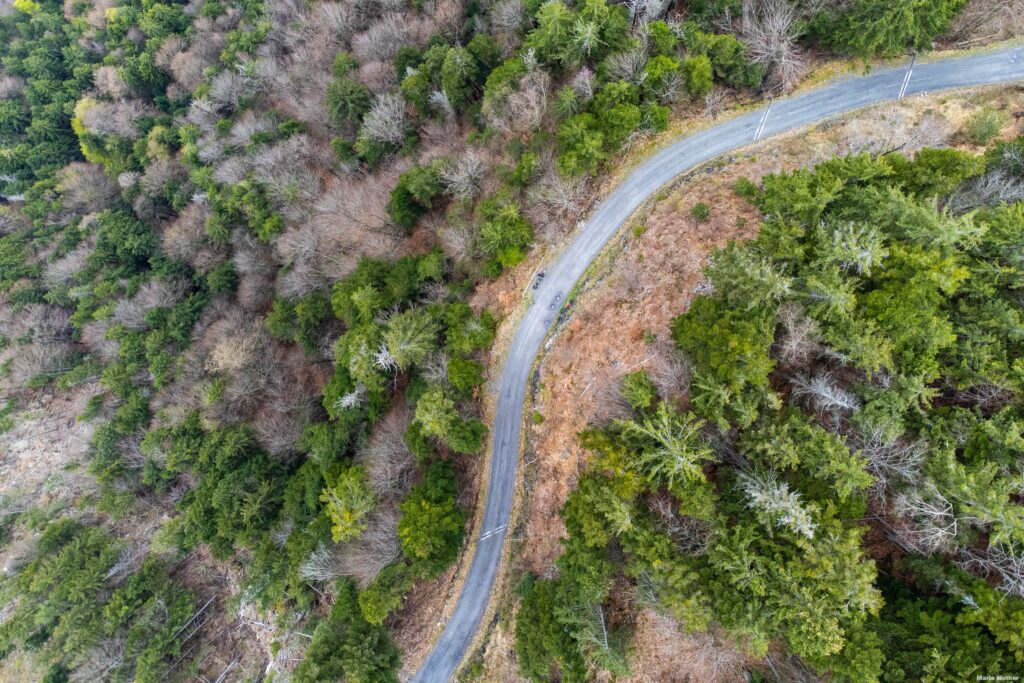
411, 46, 1024, 683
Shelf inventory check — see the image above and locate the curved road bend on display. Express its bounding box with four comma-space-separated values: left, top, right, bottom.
411, 46, 1024, 683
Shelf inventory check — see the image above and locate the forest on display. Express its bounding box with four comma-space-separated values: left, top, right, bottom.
0, 0, 1018, 680
515, 142, 1024, 681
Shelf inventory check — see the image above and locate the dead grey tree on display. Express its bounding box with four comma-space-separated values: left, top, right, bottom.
441, 150, 489, 201
774, 302, 820, 367
77, 99, 155, 139
298, 542, 345, 582
356, 408, 416, 500
648, 338, 691, 401
570, 66, 596, 101
955, 382, 1016, 411
731, 0, 806, 91
360, 92, 407, 146
946, 0, 1024, 46
855, 429, 926, 493
603, 45, 648, 84
649, 493, 711, 555
626, 0, 672, 24
337, 505, 401, 587
55, 163, 120, 216
958, 544, 1024, 598
947, 168, 1024, 213
703, 87, 729, 120
790, 371, 861, 415
891, 484, 959, 553
352, 13, 409, 62
70, 637, 126, 683
490, 0, 526, 54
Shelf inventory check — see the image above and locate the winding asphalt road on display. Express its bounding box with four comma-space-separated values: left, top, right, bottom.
411, 46, 1024, 683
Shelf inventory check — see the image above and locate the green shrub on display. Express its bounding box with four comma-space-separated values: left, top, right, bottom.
477, 193, 533, 272
621, 370, 658, 411
682, 55, 714, 99
388, 162, 445, 231
966, 108, 1008, 146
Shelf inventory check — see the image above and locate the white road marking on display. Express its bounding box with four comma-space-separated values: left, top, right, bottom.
753, 99, 773, 141
899, 54, 916, 99
478, 525, 506, 542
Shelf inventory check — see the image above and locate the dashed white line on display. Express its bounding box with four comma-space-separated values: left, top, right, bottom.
478, 525, 506, 542
899, 53, 916, 99
753, 99, 773, 141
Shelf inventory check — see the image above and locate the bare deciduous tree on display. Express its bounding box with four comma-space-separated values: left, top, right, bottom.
649, 493, 711, 555
946, 0, 1024, 46
139, 158, 191, 203
352, 13, 409, 62
490, 0, 526, 54
163, 202, 228, 274
337, 505, 402, 587
589, 367, 633, 422
254, 392, 316, 457
316, 1, 357, 44
80, 320, 119, 362
731, 0, 806, 92
648, 339, 691, 401
525, 168, 587, 240
441, 150, 489, 201
207, 70, 257, 113
112, 279, 189, 331
44, 239, 94, 289
764, 652, 827, 683
703, 88, 729, 119
947, 168, 1024, 213
360, 92, 407, 145
603, 47, 648, 84
612, 258, 647, 302
8, 342, 76, 387
439, 222, 476, 262
77, 99, 155, 139
356, 408, 416, 500
54, 163, 119, 216
299, 542, 345, 582
93, 65, 129, 99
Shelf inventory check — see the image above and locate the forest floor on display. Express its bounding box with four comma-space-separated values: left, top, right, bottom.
464, 84, 1024, 683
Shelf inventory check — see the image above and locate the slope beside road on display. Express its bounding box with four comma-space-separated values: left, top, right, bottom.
411, 46, 1024, 683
